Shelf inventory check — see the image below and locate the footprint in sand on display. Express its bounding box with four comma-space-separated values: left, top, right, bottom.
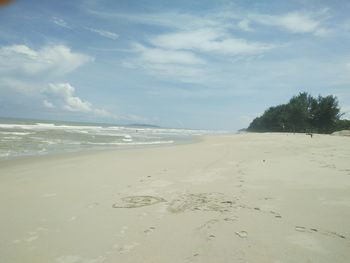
167, 193, 236, 213
144, 226, 156, 235
325, 231, 346, 239
295, 226, 307, 232
198, 219, 219, 230
113, 242, 139, 254
112, 196, 166, 208
208, 234, 216, 240
224, 217, 237, 222
295, 226, 346, 240
269, 210, 282, 218
235, 231, 248, 238
295, 226, 319, 233
238, 205, 283, 219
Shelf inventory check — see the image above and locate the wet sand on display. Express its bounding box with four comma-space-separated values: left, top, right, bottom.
0, 133, 350, 263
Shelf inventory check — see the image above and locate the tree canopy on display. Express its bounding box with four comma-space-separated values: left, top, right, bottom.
247, 92, 349, 134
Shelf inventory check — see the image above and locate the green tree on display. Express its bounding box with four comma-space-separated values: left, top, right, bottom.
309, 95, 341, 133
247, 92, 345, 134
286, 92, 313, 132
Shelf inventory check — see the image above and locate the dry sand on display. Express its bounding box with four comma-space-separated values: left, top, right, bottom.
0, 133, 349, 263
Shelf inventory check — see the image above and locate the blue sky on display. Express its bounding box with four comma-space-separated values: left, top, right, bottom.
0, 0, 349, 130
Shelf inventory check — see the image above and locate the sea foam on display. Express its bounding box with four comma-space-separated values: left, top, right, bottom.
0, 119, 210, 159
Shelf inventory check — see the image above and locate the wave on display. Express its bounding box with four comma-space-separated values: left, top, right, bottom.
0, 119, 217, 160
2, 136, 23, 140
0, 131, 33, 135
0, 122, 211, 136
0, 123, 103, 131
86, 140, 174, 146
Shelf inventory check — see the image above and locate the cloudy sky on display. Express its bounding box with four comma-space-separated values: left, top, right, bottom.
0, 0, 349, 130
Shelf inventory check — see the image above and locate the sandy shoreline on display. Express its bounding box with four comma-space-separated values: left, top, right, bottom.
1, 133, 349, 262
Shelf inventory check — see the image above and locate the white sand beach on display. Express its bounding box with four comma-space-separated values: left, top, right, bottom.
0, 133, 350, 263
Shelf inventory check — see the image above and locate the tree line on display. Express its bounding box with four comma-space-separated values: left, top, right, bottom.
247, 92, 350, 134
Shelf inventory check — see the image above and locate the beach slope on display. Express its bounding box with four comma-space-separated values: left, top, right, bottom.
1, 133, 350, 263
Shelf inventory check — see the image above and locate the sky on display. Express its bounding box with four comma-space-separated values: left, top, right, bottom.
0, 0, 349, 130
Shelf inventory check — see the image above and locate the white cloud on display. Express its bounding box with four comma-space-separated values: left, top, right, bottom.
238, 19, 253, 32
150, 29, 275, 55
130, 62, 205, 83
107, 8, 276, 83
0, 44, 92, 76
250, 10, 329, 35
346, 62, 350, 71
133, 43, 205, 65
123, 59, 205, 84
123, 43, 206, 83
150, 28, 274, 55
126, 27, 273, 82
87, 10, 219, 30
43, 100, 55, 109
43, 83, 111, 117
51, 17, 71, 29
87, 27, 119, 40
88, 7, 331, 37
0, 42, 146, 122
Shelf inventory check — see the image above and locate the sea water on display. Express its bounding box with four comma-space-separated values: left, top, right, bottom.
0, 118, 210, 160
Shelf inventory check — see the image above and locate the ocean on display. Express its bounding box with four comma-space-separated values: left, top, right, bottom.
0, 118, 210, 160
